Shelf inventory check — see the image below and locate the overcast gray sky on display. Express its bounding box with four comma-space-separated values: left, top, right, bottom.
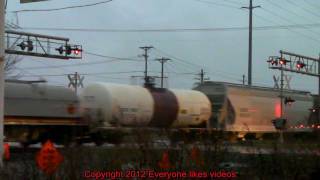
5, 0, 320, 93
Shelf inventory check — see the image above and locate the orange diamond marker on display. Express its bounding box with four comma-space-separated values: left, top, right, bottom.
36, 140, 63, 175
3, 143, 10, 161
158, 151, 173, 169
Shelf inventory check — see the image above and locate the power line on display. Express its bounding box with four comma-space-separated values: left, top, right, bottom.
303, 0, 320, 10
19, 70, 197, 78
22, 60, 116, 70
84, 51, 140, 61
15, 67, 64, 85
154, 48, 203, 69
259, 8, 320, 43
220, 0, 246, 6
192, 0, 320, 44
154, 47, 246, 80
19, 23, 320, 33
165, 62, 196, 75
22, 54, 140, 70
266, 0, 315, 24
12, 0, 113, 13
265, 0, 320, 37
20, 70, 144, 77
193, 0, 239, 9
286, 0, 320, 18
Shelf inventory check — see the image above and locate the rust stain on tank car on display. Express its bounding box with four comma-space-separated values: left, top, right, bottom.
148, 89, 179, 127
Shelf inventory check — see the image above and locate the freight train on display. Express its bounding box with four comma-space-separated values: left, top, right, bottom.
3, 81, 320, 145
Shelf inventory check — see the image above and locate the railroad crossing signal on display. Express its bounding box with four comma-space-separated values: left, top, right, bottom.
17, 40, 33, 51
284, 97, 295, 105
296, 61, 306, 69
273, 75, 292, 90
279, 58, 291, 65
56, 45, 82, 55
267, 58, 278, 66
5, 30, 82, 60
268, 51, 320, 77
272, 118, 287, 130
68, 72, 84, 93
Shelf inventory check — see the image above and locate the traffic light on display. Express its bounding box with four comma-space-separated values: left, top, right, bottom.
296, 61, 306, 69
284, 97, 295, 105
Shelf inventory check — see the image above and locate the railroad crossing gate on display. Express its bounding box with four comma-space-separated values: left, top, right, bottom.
36, 140, 63, 175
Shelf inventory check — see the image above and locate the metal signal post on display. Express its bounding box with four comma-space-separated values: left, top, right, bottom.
267, 50, 320, 143
268, 50, 320, 94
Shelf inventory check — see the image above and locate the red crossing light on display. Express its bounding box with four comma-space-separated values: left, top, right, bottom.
284, 97, 295, 105
279, 58, 289, 65
296, 61, 306, 69
267, 59, 278, 66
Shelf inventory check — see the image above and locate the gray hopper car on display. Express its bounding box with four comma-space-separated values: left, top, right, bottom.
194, 81, 318, 138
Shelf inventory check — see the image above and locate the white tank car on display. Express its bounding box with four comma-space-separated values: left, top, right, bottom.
79, 83, 154, 128
171, 89, 211, 127
79, 82, 211, 129
194, 81, 313, 133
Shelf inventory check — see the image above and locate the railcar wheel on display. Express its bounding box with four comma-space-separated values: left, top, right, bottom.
20, 142, 31, 148
94, 138, 104, 146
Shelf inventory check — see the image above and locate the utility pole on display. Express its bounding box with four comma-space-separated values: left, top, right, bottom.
156, 57, 171, 88
200, 69, 205, 84
196, 69, 209, 84
242, 0, 260, 86
139, 46, 153, 86
242, 74, 246, 85
0, 0, 5, 167
318, 54, 320, 125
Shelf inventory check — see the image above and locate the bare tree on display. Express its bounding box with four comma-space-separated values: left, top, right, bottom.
4, 21, 23, 79
4, 53, 22, 79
